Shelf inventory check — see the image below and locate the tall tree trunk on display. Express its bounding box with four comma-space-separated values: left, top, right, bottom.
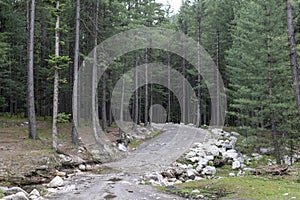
52, 1, 60, 151
72, 0, 80, 144
196, 14, 201, 128
27, 0, 38, 139
216, 30, 220, 126
119, 62, 126, 138
92, 0, 99, 141
102, 72, 107, 132
167, 51, 171, 123
144, 49, 149, 126
267, 33, 281, 164
286, 0, 300, 118
132, 53, 139, 130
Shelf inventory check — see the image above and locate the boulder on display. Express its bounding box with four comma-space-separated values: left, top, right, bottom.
85, 164, 93, 171
2, 192, 28, 200
202, 166, 216, 175
185, 151, 197, 159
228, 172, 235, 177
204, 145, 220, 157
231, 132, 240, 136
118, 143, 127, 152
48, 176, 64, 188
232, 160, 241, 170
196, 164, 203, 173
187, 156, 199, 163
186, 169, 196, 180
198, 158, 209, 166
78, 164, 86, 171
29, 189, 40, 197
223, 149, 238, 160
3, 187, 28, 196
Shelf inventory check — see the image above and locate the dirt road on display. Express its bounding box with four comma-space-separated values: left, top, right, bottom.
46, 124, 209, 200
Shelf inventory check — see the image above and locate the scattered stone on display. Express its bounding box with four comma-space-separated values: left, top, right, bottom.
118, 143, 127, 152
202, 166, 216, 175
48, 176, 64, 188
29, 189, 40, 197
231, 132, 240, 136
223, 149, 238, 160
3, 187, 29, 196
251, 153, 263, 160
2, 192, 28, 200
192, 189, 200, 194
232, 160, 241, 170
228, 172, 235, 177
56, 171, 66, 177
186, 169, 195, 180
85, 164, 92, 171
78, 164, 86, 171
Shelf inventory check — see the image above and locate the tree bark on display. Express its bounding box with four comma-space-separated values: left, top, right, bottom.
286, 0, 300, 119
144, 49, 149, 126
267, 32, 281, 164
27, 0, 38, 139
92, 0, 100, 141
72, 0, 80, 145
52, 1, 60, 151
132, 53, 139, 130
167, 51, 171, 123
102, 72, 107, 132
196, 14, 201, 128
216, 30, 221, 126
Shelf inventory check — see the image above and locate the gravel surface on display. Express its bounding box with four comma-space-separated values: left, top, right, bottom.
46, 124, 209, 200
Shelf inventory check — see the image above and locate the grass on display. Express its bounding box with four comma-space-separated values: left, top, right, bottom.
0, 188, 3, 198
161, 176, 300, 200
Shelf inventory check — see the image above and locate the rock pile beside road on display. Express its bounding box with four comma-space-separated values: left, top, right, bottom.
141, 128, 255, 186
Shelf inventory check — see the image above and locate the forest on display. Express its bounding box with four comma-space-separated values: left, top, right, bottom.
0, 0, 300, 165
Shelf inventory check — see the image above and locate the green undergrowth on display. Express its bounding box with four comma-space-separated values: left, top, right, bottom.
161, 176, 300, 200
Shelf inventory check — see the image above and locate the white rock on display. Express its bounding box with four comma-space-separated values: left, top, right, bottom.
207, 145, 221, 156
237, 170, 245, 176
2, 192, 29, 200
198, 158, 209, 166
202, 166, 216, 175
185, 151, 197, 158
118, 143, 127, 152
223, 149, 238, 160
232, 160, 241, 170
29, 189, 40, 197
228, 172, 235, 177
194, 176, 204, 181
187, 156, 199, 163
3, 187, 29, 196
206, 155, 214, 161
283, 155, 296, 165
48, 176, 64, 188
231, 132, 240, 136
192, 189, 200, 194
46, 188, 58, 193
186, 169, 195, 179
78, 164, 86, 171
85, 164, 92, 171
251, 153, 262, 160
243, 168, 254, 172
196, 164, 203, 173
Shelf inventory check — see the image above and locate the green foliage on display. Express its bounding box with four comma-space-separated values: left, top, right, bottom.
57, 112, 71, 123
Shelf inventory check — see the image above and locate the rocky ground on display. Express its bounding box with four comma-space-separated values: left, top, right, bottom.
0, 122, 299, 200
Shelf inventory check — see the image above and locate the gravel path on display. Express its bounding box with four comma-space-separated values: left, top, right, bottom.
46, 124, 209, 200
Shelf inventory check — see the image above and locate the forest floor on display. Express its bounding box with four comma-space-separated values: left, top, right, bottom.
0, 116, 299, 199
